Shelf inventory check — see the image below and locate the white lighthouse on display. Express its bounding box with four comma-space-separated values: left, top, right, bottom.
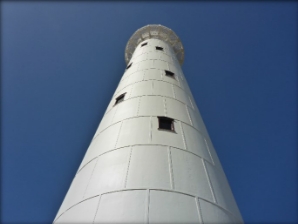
54, 24, 243, 224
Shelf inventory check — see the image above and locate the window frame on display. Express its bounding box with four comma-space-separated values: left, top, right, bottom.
157, 116, 176, 132
156, 46, 164, 51
165, 70, 175, 79
114, 93, 126, 106
126, 63, 132, 69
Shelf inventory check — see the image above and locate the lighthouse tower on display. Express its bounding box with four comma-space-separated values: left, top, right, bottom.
54, 25, 243, 224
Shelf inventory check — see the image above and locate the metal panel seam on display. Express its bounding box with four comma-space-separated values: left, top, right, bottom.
185, 104, 193, 126
189, 97, 195, 110
110, 100, 119, 124
198, 197, 243, 223
130, 46, 180, 62
175, 72, 181, 88
117, 94, 192, 111
58, 190, 240, 223
76, 188, 240, 216
195, 197, 204, 224
179, 71, 184, 81
135, 62, 141, 76
146, 189, 150, 224
124, 146, 133, 188
113, 121, 123, 149
117, 69, 183, 91
159, 69, 163, 80
202, 159, 217, 204
171, 84, 176, 99
115, 76, 183, 96
93, 117, 210, 150
163, 97, 167, 116
131, 52, 177, 65
92, 194, 102, 224
108, 93, 194, 116
167, 147, 175, 190
149, 116, 152, 143
204, 138, 215, 165
54, 195, 100, 222
136, 96, 141, 116
128, 84, 134, 99
77, 144, 215, 174
180, 121, 187, 150
82, 158, 98, 199
151, 80, 154, 95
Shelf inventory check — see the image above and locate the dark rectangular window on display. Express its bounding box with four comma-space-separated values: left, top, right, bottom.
156, 46, 164, 51
165, 70, 175, 79
126, 63, 132, 69
158, 117, 175, 132
115, 93, 126, 105
141, 42, 147, 47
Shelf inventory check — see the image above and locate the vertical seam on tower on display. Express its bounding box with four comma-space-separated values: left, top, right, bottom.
171, 84, 176, 99
149, 116, 152, 143
180, 121, 187, 150
176, 74, 181, 88
115, 72, 185, 96
167, 147, 175, 190
135, 59, 140, 73
83, 158, 98, 199
158, 51, 162, 60
92, 194, 102, 224
186, 105, 193, 126
114, 121, 123, 149
195, 197, 204, 224
151, 80, 154, 95
124, 146, 133, 188
202, 158, 217, 203
111, 102, 119, 123
180, 71, 184, 81
146, 189, 150, 224
163, 97, 167, 116
123, 74, 131, 90
150, 59, 154, 70
189, 96, 195, 110
204, 138, 215, 165
161, 69, 165, 81
136, 96, 141, 116
128, 84, 134, 99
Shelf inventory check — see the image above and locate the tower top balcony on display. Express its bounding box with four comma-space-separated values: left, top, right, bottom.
125, 24, 184, 65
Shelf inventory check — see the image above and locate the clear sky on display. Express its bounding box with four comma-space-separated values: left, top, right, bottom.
2, 2, 297, 223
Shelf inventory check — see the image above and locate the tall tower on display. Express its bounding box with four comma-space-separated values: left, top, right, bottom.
54, 25, 243, 224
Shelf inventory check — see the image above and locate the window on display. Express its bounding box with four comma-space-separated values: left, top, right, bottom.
165, 70, 175, 79
158, 117, 175, 132
156, 46, 164, 51
126, 63, 132, 69
115, 93, 126, 105
141, 42, 147, 47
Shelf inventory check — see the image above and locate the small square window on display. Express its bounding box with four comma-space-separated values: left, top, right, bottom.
158, 117, 175, 132
126, 63, 132, 69
165, 70, 175, 79
115, 93, 126, 105
141, 42, 147, 47
156, 46, 164, 51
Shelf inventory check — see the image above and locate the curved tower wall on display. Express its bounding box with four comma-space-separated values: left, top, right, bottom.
54, 37, 243, 223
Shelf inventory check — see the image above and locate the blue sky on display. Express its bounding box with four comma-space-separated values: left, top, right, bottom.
2, 2, 297, 223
